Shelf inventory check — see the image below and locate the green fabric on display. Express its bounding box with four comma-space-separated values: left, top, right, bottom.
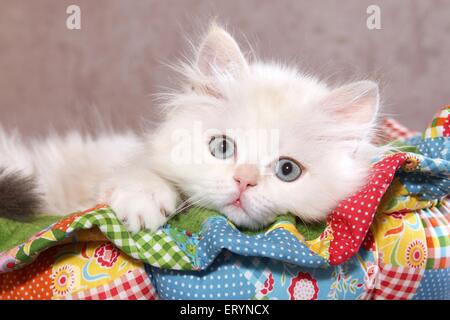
167, 207, 220, 233
58, 207, 194, 270
2, 206, 327, 271
0, 215, 60, 252
0, 207, 326, 255
386, 140, 420, 154
168, 208, 325, 240
295, 219, 326, 240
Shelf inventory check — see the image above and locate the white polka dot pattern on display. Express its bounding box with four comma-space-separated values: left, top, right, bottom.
328, 153, 408, 265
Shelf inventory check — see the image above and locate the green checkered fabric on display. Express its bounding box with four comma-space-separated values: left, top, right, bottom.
68, 207, 193, 270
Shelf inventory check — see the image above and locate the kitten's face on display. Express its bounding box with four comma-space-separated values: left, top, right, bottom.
149, 26, 380, 229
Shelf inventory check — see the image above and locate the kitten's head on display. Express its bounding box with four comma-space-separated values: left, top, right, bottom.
149, 25, 381, 229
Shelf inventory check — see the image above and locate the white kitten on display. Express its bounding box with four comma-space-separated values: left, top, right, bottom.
0, 25, 382, 232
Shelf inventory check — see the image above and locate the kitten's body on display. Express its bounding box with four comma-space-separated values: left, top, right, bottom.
0, 129, 141, 213
0, 25, 382, 232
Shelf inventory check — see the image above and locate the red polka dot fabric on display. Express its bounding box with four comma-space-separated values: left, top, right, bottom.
327, 153, 408, 265
0, 247, 56, 300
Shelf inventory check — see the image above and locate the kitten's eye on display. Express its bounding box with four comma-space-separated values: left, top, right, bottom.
274, 157, 302, 182
209, 135, 235, 159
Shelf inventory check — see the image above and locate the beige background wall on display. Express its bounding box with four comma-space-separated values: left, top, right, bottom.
0, 0, 449, 136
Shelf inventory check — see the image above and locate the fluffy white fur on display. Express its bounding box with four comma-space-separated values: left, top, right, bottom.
0, 25, 382, 232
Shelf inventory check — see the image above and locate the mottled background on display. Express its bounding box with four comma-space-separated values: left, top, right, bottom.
0, 0, 449, 136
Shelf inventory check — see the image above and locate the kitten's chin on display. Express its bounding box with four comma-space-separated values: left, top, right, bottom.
220, 204, 269, 230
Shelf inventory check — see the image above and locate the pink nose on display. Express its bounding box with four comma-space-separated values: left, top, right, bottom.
234, 164, 259, 192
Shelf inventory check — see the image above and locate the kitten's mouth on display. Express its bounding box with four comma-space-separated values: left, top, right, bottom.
224, 192, 252, 217
228, 196, 249, 216
232, 198, 242, 208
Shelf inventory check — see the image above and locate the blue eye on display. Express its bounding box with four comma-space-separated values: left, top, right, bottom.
275, 157, 302, 182
209, 135, 235, 159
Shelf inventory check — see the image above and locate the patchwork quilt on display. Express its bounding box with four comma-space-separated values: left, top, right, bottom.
0, 106, 449, 300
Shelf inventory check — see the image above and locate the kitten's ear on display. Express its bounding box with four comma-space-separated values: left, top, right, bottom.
320, 80, 380, 125
195, 24, 249, 96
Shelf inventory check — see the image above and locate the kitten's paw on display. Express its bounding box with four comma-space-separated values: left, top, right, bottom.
101, 180, 178, 233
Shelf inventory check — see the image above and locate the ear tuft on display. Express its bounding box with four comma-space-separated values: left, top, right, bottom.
196, 24, 249, 80
320, 80, 380, 125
